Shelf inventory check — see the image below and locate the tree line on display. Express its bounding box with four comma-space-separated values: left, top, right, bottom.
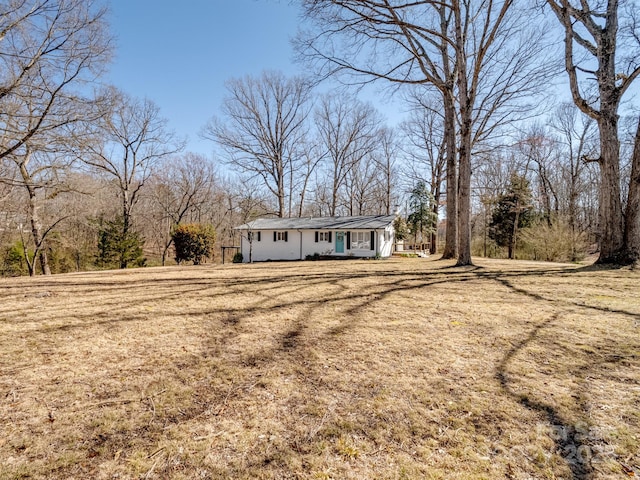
297, 0, 640, 266
1, 0, 638, 276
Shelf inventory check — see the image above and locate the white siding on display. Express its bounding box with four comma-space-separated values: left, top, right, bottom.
378, 225, 394, 257
238, 223, 395, 262
240, 230, 301, 263
301, 230, 333, 258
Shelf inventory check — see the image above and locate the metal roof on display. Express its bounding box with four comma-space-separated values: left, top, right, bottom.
235, 215, 396, 231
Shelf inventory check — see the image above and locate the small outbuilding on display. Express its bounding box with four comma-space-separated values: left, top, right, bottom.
234, 215, 396, 263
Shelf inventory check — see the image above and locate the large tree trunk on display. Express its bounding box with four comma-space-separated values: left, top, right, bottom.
441, 93, 458, 259
457, 137, 473, 266
596, 117, 624, 263
622, 116, 640, 264
454, 7, 473, 267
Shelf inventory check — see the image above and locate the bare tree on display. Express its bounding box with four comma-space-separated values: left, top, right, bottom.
295, 139, 325, 216
0, 144, 77, 275
400, 97, 447, 253
202, 71, 313, 218
147, 153, 217, 265
450, 0, 552, 265
545, 0, 640, 264
550, 102, 598, 236
517, 125, 561, 227
626, 116, 640, 260
298, 1, 460, 257
0, 0, 111, 161
299, 0, 551, 265
314, 93, 380, 216
343, 153, 377, 215
374, 127, 399, 216
0, 0, 110, 275
82, 89, 183, 268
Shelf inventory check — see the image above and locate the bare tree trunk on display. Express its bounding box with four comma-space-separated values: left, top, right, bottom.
39, 250, 50, 275
331, 177, 338, 216
454, 4, 473, 267
430, 184, 440, 255
299, 170, 311, 217
510, 207, 521, 260
19, 156, 51, 276
545, 0, 640, 264
385, 162, 392, 215
596, 117, 624, 262
441, 95, 458, 259
162, 239, 172, 266
288, 163, 293, 218
26, 195, 51, 275
623, 116, 640, 264
121, 197, 132, 269
457, 140, 473, 266
277, 162, 286, 218
538, 164, 554, 227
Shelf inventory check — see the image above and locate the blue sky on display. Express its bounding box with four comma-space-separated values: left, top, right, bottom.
106, 0, 306, 156
105, 1, 638, 159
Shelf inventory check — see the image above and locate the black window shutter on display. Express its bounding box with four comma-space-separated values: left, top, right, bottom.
285, 231, 288, 242
370, 231, 375, 250
315, 231, 318, 243
257, 231, 261, 242
273, 231, 277, 242
329, 231, 332, 243
346, 231, 351, 249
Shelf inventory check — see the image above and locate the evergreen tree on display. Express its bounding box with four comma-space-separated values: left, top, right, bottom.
489, 174, 533, 259
407, 181, 438, 249
96, 216, 146, 269
393, 216, 409, 242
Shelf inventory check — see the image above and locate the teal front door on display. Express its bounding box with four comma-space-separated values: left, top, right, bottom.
335, 231, 344, 253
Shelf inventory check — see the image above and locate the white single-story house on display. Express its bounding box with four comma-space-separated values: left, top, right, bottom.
234, 215, 396, 263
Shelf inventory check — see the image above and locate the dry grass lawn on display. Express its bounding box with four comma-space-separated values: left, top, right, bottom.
0, 257, 639, 479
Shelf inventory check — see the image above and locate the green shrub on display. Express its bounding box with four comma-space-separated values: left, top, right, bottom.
519, 220, 587, 262
1, 242, 27, 276
172, 223, 216, 265
232, 252, 243, 263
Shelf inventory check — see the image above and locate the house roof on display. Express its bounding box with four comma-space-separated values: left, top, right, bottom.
235, 215, 396, 231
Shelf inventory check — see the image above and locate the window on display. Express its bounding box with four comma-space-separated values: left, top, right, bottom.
315, 231, 332, 242
248, 231, 261, 242
274, 231, 288, 242
350, 231, 370, 249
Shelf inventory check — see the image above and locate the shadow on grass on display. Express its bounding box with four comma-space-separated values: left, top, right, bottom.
495, 312, 593, 479
3, 259, 638, 478
491, 267, 639, 479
